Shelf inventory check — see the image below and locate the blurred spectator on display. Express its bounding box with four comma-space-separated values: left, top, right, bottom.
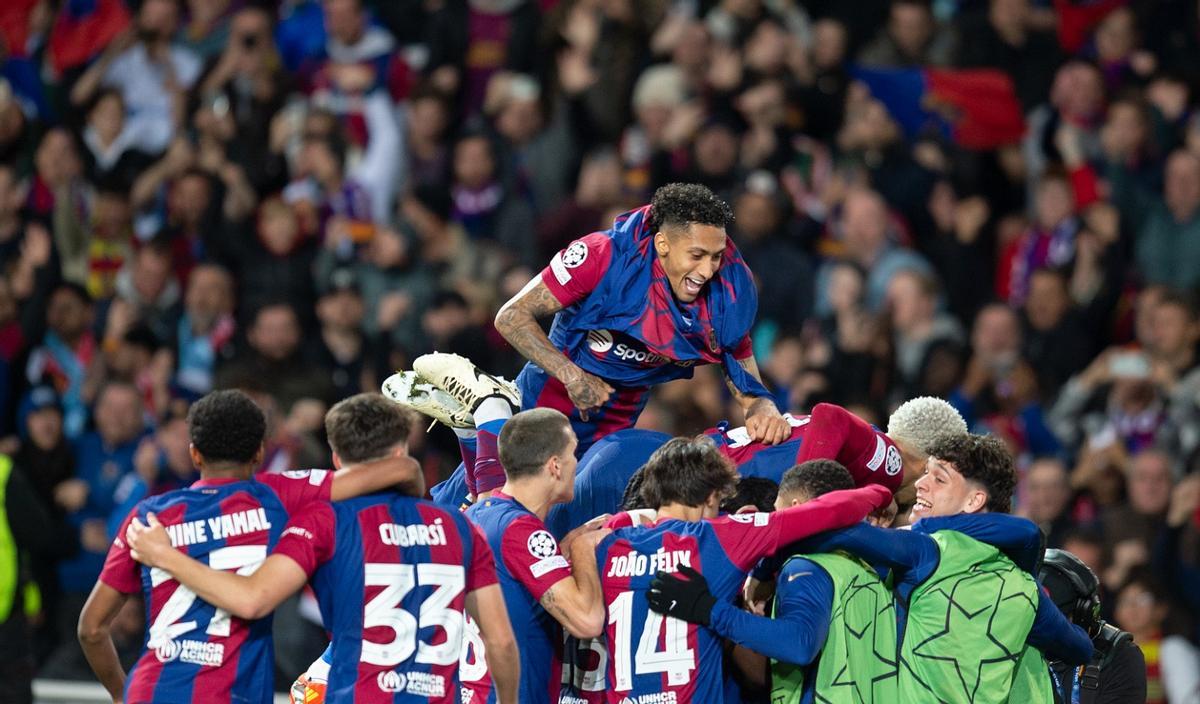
1051, 344, 1175, 462
816, 187, 932, 313
730, 173, 814, 331
1019, 457, 1076, 548
449, 132, 535, 263
78, 90, 152, 191
195, 6, 290, 195
1101, 449, 1173, 589
171, 264, 235, 400
951, 302, 1060, 460
885, 268, 964, 402
1113, 571, 1200, 704
69, 0, 202, 154
56, 382, 145, 610
954, 0, 1062, 111
231, 197, 319, 319
425, 0, 541, 115
215, 302, 334, 417
25, 284, 97, 440
313, 268, 386, 401
1021, 267, 1094, 398
1115, 149, 1200, 292
108, 238, 182, 344
537, 148, 625, 257
857, 0, 954, 68
401, 87, 454, 191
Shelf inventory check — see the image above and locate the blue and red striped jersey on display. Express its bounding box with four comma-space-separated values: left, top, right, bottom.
99, 470, 332, 704
712, 404, 903, 492
465, 492, 575, 704
275, 493, 497, 704
592, 485, 892, 704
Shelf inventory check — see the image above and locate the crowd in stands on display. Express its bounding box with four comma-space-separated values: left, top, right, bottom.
2, 0, 1200, 696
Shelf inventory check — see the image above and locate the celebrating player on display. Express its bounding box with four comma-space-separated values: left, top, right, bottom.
464, 407, 609, 704
648, 460, 898, 703
120, 393, 519, 704
494, 183, 791, 463
795, 434, 1094, 702
544, 396, 967, 537
590, 436, 892, 703
77, 390, 420, 704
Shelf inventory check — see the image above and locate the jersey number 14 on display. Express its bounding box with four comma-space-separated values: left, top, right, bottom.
608, 591, 695, 691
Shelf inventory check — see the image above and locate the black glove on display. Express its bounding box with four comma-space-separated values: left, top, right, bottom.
647, 564, 717, 626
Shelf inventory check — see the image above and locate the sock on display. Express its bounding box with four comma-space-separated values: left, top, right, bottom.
472, 396, 512, 495
453, 429, 479, 496
474, 396, 514, 426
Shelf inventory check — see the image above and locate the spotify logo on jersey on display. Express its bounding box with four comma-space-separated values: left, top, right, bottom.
587, 329, 614, 353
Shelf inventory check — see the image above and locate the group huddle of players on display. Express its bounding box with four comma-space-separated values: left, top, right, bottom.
78, 184, 1095, 704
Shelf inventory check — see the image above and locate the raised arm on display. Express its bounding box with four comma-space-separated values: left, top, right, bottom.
494, 277, 612, 416
125, 513, 309, 619
466, 585, 520, 704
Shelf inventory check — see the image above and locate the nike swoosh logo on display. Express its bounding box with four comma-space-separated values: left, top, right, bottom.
669, 600, 677, 611
787, 571, 812, 582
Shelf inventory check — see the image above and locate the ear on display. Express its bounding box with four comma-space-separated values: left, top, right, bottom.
654, 231, 670, 257
188, 443, 203, 469
705, 490, 723, 512
331, 452, 343, 470
734, 504, 758, 515
251, 444, 265, 471
964, 488, 989, 514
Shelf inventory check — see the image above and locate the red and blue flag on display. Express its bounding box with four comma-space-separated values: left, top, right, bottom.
853, 66, 1027, 150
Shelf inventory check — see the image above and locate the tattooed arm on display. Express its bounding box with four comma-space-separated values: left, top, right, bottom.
725, 356, 789, 445
495, 277, 613, 417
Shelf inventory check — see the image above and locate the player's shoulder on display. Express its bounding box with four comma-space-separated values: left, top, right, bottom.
549, 231, 615, 278
260, 468, 332, 487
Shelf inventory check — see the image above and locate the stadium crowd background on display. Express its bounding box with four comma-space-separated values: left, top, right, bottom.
2, 0, 1200, 697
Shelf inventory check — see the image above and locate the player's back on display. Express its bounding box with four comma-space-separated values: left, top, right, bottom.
596, 518, 750, 703
712, 406, 903, 491
546, 429, 669, 538
312, 494, 485, 704
121, 478, 290, 704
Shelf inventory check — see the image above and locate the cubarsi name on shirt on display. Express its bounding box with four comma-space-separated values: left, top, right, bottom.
379, 518, 448, 547
606, 548, 692, 578
162, 508, 273, 548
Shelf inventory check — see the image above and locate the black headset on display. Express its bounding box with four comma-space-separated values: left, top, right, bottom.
1040, 549, 1102, 634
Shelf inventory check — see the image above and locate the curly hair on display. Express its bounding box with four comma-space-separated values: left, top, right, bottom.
639, 436, 737, 509
927, 433, 1016, 513
647, 183, 735, 234
778, 459, 856, 502
721, 476, 780, 513
621, 466, 651, 511
188, 390, 267, 465
887, 396, 968, 455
